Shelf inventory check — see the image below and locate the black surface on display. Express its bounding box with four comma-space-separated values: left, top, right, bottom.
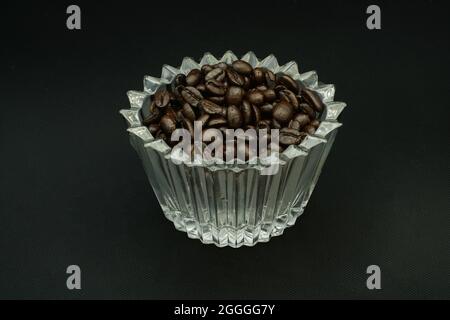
1, 0, 449, 299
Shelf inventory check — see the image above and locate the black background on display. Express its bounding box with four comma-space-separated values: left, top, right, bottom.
1, 0, 449, 299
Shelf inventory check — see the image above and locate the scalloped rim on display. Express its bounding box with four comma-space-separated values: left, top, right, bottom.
120, 51, 347, 172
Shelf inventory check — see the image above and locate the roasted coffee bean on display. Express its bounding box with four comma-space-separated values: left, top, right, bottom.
182, 103, 196, 121
214, 62, 228, 70
174, 74, 186, 87
160, 114, 176, 135
196, 83, 207, 93
253, 67, 266, 84
209, 96, 225, 105
272, 119, 282, 129
141, 101, 161, 125
265, 70, 276, 88
186, 69, 202, 86
243, 76, 252, 89
154, 89, 171, 108
288, 120, 301, 130
263, 89, 277, 102
199, 99, 226, 116
301, 88, 325, 113
310, 119, 320, 129
148, 123, 160, 135
273, 101, 294, 123
226, 86, 245, 105
201, 64, 213, 74
247, 90, 265, 105
294, 113, 310, 127
197, 114, 210, 126
280, 89, 299, 109
181, 86, 203, 107
182, 117, 194, 136
299, 102, 316, 119
227, 105, 243, 129
277, 74, 299, 94
232, 60, 253, 75
260, 103, 274, 113
304, 124, 316, 135
257, 120, 271, 130
226, 68, 245, 86
208, 115, 228, 127
205, 68, 225, 81
241, 100, 253, 125
279, 128, 304, 146
252, 104, 261, 123
256, 85, 268, 91
205, 80, 227, 96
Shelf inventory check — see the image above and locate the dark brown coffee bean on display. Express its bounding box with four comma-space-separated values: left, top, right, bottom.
186, 69, 202, 86
232, 60, 253, 75
213, 62, 228, 70
196, 83, 207, 93
227, 105, 243, 129
256, 85, 268, 91
265, 70, 276, 88
243, 76, 252, 89
181, 86, 203, 107
182, 103, 196, 121
272, 118, 282, 129
257, 120, 271, 130
260, 103, 274, 113
304, 124, 316, 135
247, 90, 265, 105
154, 89, 171, 108
310, 119, 320, 129
226, 86, 244, 105
288, 120, 301, 130
199, 99, 226, 116
209, 96, 225, 105
208, 115, 227, 127
294, 113, 310, 127
197, 114, 210, 126
174, 74, 186, 87
279, 128, 304, 146
273, 101, 294, 123
205, 80, 227, 96
301, 88, 325, 113
299, 103, 316, 119
280, 89, 299, 109
226, 68, 245, 86
201, 64, 213, 74
277, 74, 299, 94
262, 89, 277, 102
241, 100, 253, 125
253, 67, 266, 84
205, 68, 225, 81
182, 117, 194, 136
252, 104, 261, 123
148, 123, 160, 135
141, 101, 161, 125
160, 114, 176, 135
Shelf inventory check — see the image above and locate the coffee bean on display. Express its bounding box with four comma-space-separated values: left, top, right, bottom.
265, 70, 276, 88
232, 60, 253, 75
181, 86, 203, 107
257, 120, 271, 130
205, 80, 227, 96
299, 103, 316, 119
205, 67, 225, 81
272, 119, 282, 129
226, 86, 245, 105
301, 88, 325, 113
182, 103, 196, 121
154, 89, 171, 108
141, 101, 161, 125
227, 105, 243, 129
241, 100, 253, 125
253, 67, 266, 84
277, 74, 299, 94
263, 89, 277, 102
186, 69, 202, 86
310, 119, 320, 129
201, 64, 213, 74
243, 76, 252, 89
209, 96, 225, 105
247, 90, 265, 105
174, 74, 186, 87
208, 115, 227, 127
273, 101, 294, 123
252, 104, 261, 123
181, 117, 194, 136
280, 89, 299, 109
279, 128, 304, 146
199, 99, 226, 116
260, 103, 274, 113
197, 114, 210, 126
160, 114, 176, 135
148, 123, 160, 135
288, 120, 301, 130
294, 113, 310, 127
214, 62, 228, 70
304, 124, 316, 135
226, 68, 245, 86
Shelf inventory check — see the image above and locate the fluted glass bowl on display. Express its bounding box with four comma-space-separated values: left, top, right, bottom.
120, 51, 346, 248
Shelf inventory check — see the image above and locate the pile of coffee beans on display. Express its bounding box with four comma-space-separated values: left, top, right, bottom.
140, 60, 324, 154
